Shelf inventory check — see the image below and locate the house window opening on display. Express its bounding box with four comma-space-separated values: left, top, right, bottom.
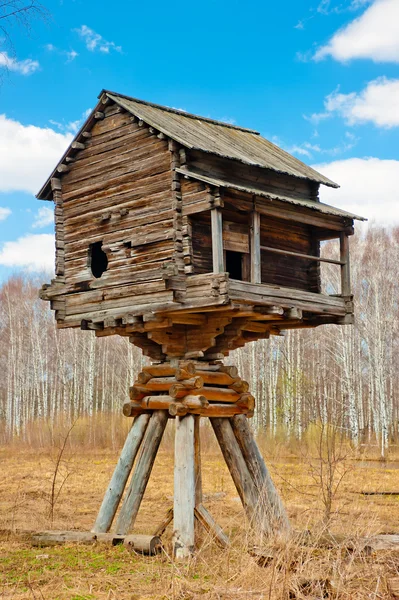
226, 250, 243, 281
89, 241, 108, 278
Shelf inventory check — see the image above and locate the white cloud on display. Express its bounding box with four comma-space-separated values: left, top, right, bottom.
49, 108, 92, 135
0, 233, 55, 271
0, 51, 39, 75
32, 207, 54, 229
65, 50, 78, 62
325, 77, 399, 128
313, 157, 399, 224
306, 78, 399, 128
74, 25, 122, 53
314, 0, 399, 63
286, 137, 357, 159
0, 207, 11, 221
317, 0, 371, 15
0, 114, 73, 194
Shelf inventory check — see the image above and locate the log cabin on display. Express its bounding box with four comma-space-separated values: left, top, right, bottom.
37, 89, 364, 361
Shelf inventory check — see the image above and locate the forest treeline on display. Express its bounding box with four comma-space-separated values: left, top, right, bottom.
0, 226, 398, 455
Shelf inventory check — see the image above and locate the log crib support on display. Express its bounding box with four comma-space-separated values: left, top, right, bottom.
35, 361, 290, 559
97, 360, 289, 558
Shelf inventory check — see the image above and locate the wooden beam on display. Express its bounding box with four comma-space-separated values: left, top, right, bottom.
250, 210, 261, 283
31, 531, 161, 554
339, 232, 351, 296
115, 411, 168, 535
194, 504, 230, 548
211, 208, 224, 273
210, 418, 260, 527
230, 414, 290, 535
255, 199, 350, 231
92, 414, 150, 533
173, 414, 196, 559
260, 244, 344, 266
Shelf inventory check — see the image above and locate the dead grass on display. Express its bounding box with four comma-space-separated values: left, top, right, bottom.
0, 423, 399, 599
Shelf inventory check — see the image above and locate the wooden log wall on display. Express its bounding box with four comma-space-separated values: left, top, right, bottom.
43, 102, 186, 329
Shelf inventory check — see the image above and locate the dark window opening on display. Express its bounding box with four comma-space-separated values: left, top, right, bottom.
226, 250, 243, 280
89, 241, 108, 278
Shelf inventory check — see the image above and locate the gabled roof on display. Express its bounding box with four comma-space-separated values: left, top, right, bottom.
37, 89, 339, 200
105, 91, 338, 189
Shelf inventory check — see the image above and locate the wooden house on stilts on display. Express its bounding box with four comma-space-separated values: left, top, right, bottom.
36, 90, 364, 558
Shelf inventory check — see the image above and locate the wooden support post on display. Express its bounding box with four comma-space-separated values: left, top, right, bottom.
339, 232, 351, 296
115, 411, 168, 535
250, 210, 261, 284
92, 414, 150, 533
211, 208, 224, 273
230, 414, 290, 535
173, 414, 196, 559
210, 418, 260, 528
194, 416, 202, 507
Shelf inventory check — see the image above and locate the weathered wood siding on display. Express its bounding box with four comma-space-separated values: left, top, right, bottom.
59, 105, 174, 322
187, 151, 319, 202
260, 215, 320, 292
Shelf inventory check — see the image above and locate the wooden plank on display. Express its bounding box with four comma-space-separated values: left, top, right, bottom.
194, 504, 230, 548
174, 414, 196, 559
228, 279, 347, 315
340, 232, 351, 296
250, 210, 261, 283
153, 507, 173, 537
260, 244, 343, 266
230, 414, 290, 535
115, 411, 168, 535
92, 414, 151, 533
211, 208, 224, 273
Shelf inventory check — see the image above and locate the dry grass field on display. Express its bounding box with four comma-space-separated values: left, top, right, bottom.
1, 421, 399, 600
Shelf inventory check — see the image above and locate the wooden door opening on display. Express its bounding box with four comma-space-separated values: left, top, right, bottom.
226, 250, 244, 281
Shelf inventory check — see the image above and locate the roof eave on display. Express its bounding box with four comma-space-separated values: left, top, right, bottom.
175, 167, 365, 222
37, 89, 339, 200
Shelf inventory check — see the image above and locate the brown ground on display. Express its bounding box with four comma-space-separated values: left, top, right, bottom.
1, 425, 398, 599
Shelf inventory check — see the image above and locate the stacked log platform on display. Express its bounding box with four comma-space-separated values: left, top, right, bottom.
123, 361, 254, 419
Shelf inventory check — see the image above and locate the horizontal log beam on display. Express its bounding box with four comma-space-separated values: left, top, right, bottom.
260, 244, 344, 266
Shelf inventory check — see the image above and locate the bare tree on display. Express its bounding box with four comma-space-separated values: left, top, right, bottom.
0, 0, 49, 70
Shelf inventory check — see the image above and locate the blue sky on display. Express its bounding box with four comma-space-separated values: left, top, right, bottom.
0, 0, 398, 280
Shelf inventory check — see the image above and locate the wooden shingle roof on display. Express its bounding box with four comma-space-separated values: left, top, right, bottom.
105, 91, 339, 189
37, 89, 340, 200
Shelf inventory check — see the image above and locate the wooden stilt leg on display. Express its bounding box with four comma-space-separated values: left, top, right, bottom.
194, 416, 202, 507
173, 414, 195, 559
92, 414, 151, 534
210, 418, 263, 530
115, 411, 168, 535
230, 415, 290, 534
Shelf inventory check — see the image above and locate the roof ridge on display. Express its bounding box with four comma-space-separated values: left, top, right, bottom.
100, 89, 260, 135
